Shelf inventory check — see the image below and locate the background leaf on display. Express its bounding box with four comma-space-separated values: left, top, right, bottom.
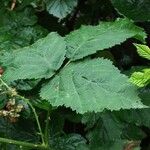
111, 0, 150, 22
82, 112, 144, 150
0, 7, 48, 51
46, 0, 78, 19
49, 133, 88, 150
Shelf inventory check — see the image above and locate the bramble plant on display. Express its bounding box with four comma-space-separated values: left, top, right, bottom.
130, 44, 150, 87
0, 0, 150, 150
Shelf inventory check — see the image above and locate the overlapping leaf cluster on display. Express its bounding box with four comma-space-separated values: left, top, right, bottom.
0, 0, 150, 150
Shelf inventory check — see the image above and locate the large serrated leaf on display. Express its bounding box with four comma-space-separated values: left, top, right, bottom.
65, 18, 146, 61
40, 58, 145, 114
2, 32, 66, 82
83, 112, 145, 149
46, 0, 78, 19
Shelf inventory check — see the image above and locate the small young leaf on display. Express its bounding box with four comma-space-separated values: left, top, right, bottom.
130, 69, 150, 87
134, 44, 150, 60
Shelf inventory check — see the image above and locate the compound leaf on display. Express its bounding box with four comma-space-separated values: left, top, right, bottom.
40, 58, 145, 114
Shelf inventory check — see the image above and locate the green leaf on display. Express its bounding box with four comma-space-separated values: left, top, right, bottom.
11, 79, 40, 91
130, 69, 150, 87
46, 0, 78, 19
0, 118, 39, 142
139, 87, 150, 106
65, 18, 146, 61
49, 133, 88, 150
114, 108, 150, 128
82, 113, 100, 130
129, 44, 150, 87
134, 44, 150, 60
40, 58, 145, 114
87, 113, 125, 143
2, 32, 66, 82
83, 112, 144, 149
0, 7, 48, 51
0, 7, 37, 27
111, 0, 150, 22
90, 140, 140, 150
32, 99, 52, 111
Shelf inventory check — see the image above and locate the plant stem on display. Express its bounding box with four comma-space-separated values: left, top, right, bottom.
17, 95, 45, 145
44, 110, 50, 146
64, 60, 71, 68
0, 137, 47, 149
0, 77, 12, 91
0, 77, 45, 145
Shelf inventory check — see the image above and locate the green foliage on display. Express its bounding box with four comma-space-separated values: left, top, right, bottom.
111, 0, 150, 21
11, 79, 40, 91
46, 0, 78, 19
2, 18, 146, 114
130, 44, 150, 87
2, 33, 66, 82
135, 44, 150, 60
0, 0, 150, 150
0, 7, 48, 51
40, 58, 144, 114
82, 111, 145, 149
114, 108, 150, 128
49, 133, 88, 150
65, 18, 146, 60
130, 69, 150, 87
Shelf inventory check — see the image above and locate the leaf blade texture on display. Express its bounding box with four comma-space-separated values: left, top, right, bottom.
65, 18, 146, 61
46, 0, 78, 19
111, 0, 150, 22
134, 44, 150, 60
40, 58, 145, 114
2, 32, 66, 82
